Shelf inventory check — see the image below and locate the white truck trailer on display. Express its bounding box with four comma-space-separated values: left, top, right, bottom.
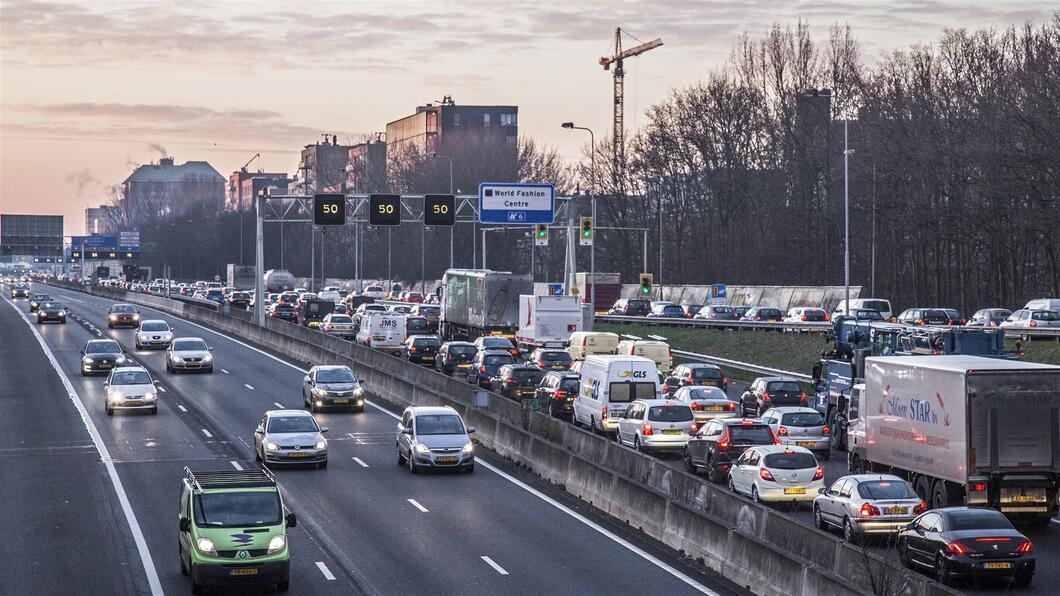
515, 295, 582, 352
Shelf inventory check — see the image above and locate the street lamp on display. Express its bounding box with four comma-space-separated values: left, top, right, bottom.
428, 152, 455, 270
562, 122, 596, 312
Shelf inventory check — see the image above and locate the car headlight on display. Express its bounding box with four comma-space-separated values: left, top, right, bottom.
414, 443, 430, 455
108, 389, 122, 402
83, 356, 93, 364
203, 353, 213, 363
145, 391, 156, 401
133, 314, 140, 320
58, 310, 66, 316
462, 441, 474, 454
353, 387, 365, 396
266, 442, 280, 451
267, 535, 286, 554
171, 355, 184, 363
164, 332, 173, 340
196, 537, 216, 555
315, 439, 327, 450
312, 387, 328, 397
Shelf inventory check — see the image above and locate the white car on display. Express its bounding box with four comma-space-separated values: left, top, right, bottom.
615, 399, 697, 453
1000, 309, 1060, 330
388, 304, 412, 315
727, 445, 824, 505
317, 290, 341, 303
669, 386, 738, 423
103, 367, 158, 415
362, 285, 385, 300
758, 406, 831, 460
813, 474, 926, 544
165, 337, 214, 373
135, 319, 174, 349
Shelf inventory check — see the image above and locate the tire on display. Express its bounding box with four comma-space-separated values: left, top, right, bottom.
935, 555, 953, 587
150, 406, 158, 415
684, 449, 698, 474
1014, 570, 1033, 588
913, 476, 932, 503
106, 405, 113, 416
166, 362, 171, 373
590, 417, 599, 435
464, 464, 475, 474
408, 452, 418, 474
751, 485, 761, 503
179, 543, 189, 575
255, 448, 262, 462
634, 436, 642, 452
707, 458, 725, 484
728, 475, 737, 494
277, 579, 290, 593
843, 517, 861, 545
848, 455, 862, 475
931, 480, 950, 510
81, 369, 88, 377
318, 458, 328, 469
898, 540, 912, 568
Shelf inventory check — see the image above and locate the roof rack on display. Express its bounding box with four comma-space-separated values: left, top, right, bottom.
183, 466, 276, 491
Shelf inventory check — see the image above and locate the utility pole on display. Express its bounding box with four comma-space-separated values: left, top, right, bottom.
254, 189, 265, 326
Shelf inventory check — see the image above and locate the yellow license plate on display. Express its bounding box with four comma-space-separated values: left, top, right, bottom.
332, 399, 348, 404
437, 456, 458, 463
884, 507, 907, 515
125, 401, 142, 406
100, 364, 112, 368
706, 406, 722, 411
1011, 495, 1038, 503
662, 429, 682, 435
797, 441, 816, 447
784, 488, 807, 495
230, 568, 259, 576
983, 562, 1012, 569
458, 364, 470, 368
289, 452, 309, 458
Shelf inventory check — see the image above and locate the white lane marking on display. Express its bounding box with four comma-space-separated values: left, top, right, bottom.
157, 386, 167, 393
1052, 519, 1060, 527
480, 556, 509, 575
176, 404, 188, 413
273, 402, 285, 409
201, 429, 213, 438
352, 457, 369, 468
244, 383, 254, 390
407, 498, 429, 513
221, 368, 229, 374
315, 561, 336, 581
55, 287, 718, 594
1, 295, 164, 596
230, 460, 243, 470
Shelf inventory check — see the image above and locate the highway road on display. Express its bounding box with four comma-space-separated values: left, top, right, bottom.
2, 283, 748, 596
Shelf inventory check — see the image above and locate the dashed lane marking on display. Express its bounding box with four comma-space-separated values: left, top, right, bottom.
244, 383, 255, 390
201, 429, 213, 438
407, 499, 429, 513
230, 461, 243, 470
352, 457, 369, 468
315, 561, 336, 581
176, 404, 188, 413
480, 556, 509, 575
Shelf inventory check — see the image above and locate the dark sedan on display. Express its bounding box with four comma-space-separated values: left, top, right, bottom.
81, 339, 127, 376
35, 302, 66, 323
11, 284, 30, 298
490, 364, 545, 401
269, 304, 299, 323
898, 507, 1034, 588
743, 307, 784, 322
29, 294, 52, 312
403, 335, 441, 365
435, 341, 477, 374
535, 371, 580, 418
227, 291, 251, 310
528, 349, 573, 371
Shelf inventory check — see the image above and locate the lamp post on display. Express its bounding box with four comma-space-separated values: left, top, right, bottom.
562, 122, 596, 310
428, 152, 455, 270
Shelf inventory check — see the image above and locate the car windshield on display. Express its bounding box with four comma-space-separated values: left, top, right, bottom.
483, 338, 512, 349
608, 382, 657, 403
365, 305, 386, 312
559, 379, 580, 393
449, 345, 477, 355
317, 369, 355, 383
417, 307, 439, 315
924, 309, 948, 319
855, 310, 883, 319
763, 452, 818, 470
206, 290, 222, 297
512, 369, 544, 383
141, 322, 169, 331
947, 511, 1013, 531
173, 339, 208, 351
231, 293, 249, 299
33, 295, 51, 301
367, 286, 383, 292
194, 492, 282, 528
112, 305, 135, 313
112, 371, 151, 385
729, 425, 775, 443
662, 306, 684, 314
766, 381, 801, 393
687, 387, 728, 400
407, 318, 428, 331
538, 351, 571, 363
712, 306, 734, 313
267, 416, 319, 433
86, 341, 120, 354
42, 302, 62, 309
691, 367, 721, 380
1033, 311, 1059, 321
275, 305, 295, 312
648, 405, 693, 422
863, 300, 890, 312
329, 316, 353, 323
484, 354, 514, 366
858, 480, 917, 500
780, 412, 825, 426
416, 414, 465, 435
761, 309, 781, 317
413, 338, 441, 348
627, 300, 650, 310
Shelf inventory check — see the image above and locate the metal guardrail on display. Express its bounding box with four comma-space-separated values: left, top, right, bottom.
671, 349, 813, 383
596, 314, 831, 332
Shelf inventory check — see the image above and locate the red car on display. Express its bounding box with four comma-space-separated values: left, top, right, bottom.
405, 292, 424, 303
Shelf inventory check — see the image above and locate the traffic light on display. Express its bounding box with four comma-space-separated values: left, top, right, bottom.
579, 216, 593, 246
534, 224, 548, 246
639, 273, 653, 297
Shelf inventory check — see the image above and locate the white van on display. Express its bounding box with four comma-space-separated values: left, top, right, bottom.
355, 313, 406, 353
615, 339, 673, 374
573, 355, 661, 434
832, 298, 893, 321
567, 331, 620, 360
1024, 298, 1060, 312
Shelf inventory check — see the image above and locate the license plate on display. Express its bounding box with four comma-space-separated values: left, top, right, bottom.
230, 568, 259, 576
706, 406, 722, 411
983, 562, 1012, 569
883, 507, 908, 515
1011, 495, 1039, 503
797, 441, 817, 447
100, 364, 112, 369
458, 364, 470, 368
333, 399, 349, 404
437, 456, 458, 463
125, 401, 142, 406
784, 488, 807, 495
289, 452, 309, 458
662, 429, 682, 435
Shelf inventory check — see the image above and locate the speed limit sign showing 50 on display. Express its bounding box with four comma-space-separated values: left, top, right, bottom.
369, 194, 401, 226
424, 194, 455, 226
313, 193, 346, 225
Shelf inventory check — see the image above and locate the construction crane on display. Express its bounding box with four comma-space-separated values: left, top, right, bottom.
599, 28, 662, 193
241, 153, 261, 173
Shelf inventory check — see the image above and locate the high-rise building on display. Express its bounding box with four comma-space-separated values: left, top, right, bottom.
299, 136, 353, 194
346, 137, 388, 193
85, 205, 117, 235
122, 157, 225, 219
386, 99, 518, 159
227, 171, 290, 211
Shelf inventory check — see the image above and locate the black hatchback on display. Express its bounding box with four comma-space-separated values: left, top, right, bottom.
436, 341, 477, 374
403, 335, 441, 365
684, 419, 780, 483
490, 364, 545, 401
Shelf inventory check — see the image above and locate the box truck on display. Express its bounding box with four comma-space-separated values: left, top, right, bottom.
440, 269, 532, 341
516, 295, 582, 352
226, 264, 256, 289
846, 355, 1060, 523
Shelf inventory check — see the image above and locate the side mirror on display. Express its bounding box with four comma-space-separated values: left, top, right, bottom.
818, 487, 827, 494
80, 349, 85, 355
906, 522, 918, 532
254, 425, 264, 434
285, 513, 298, 528
467, 426, 476, 434
401, 427, 413, 435
208, 347, 214, 351
179, 517, 190, 532
103, 381, 110, 388
303, 375, 311, 385
320, 427, 329, 434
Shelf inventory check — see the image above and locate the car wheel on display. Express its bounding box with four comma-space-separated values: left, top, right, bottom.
935, 555, 952, 586
166, 361, 171, 373
707, 458, 725, 484
590, 417, 599, 435
308, 400, 316, 413
684, 449, 698, 474
397, 448, 406, 466
318, 459, 328, 469
81, 369, 88, 377
135, 340, 141, 350
727, 475, 737, 494
179, 543, 189, 575
751, 485, 761, 503
813, 505, 827, 530
408, 452, 418, 474
150, 407, 158, 415
106, 405, 113, 416
898, 539, 912, 568
931, 480, 950, 510
277, 579, 290, 593
1014, 570, 1034, 588
843, 517, 861, 545
191, 572, 204, 595
634, 436, 642, 452
464, 463, 475, 474
255, 448, 262, 462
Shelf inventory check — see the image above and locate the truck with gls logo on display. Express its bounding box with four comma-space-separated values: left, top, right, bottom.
573, 355, 661, 435
845, 355, 1060, 524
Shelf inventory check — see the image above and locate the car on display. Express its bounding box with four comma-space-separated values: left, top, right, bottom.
684, 418, 781, 483
473, 335, 519, 358
405, 291, 424, 303
528, 348, 573, 371
28, 294, 52, 312
35, 301, 66, 323
682, 304, 704, 318
402, 335, 441, 365
103, 366, 158, 415
10, 284, 30, 298
670, 386, 739, 422
732, 306, 751, 319
276, 291, 299, 306
316, 290, 341, 303
387, 284, 404, 300
742, 307, 784, 322
664, 363, 728, 395
203, 289, 225, 304
362, 285, 385, 300
388, 304, 413, 315
897, 507, 1034, 587
1023, 298, 1060, 312
896, 308, 951, 326
302, 365, 364, 411
269, 303, 299, 323
165, 337, 214, 373
396, 406, 475, 473
179, 468, 294, 594
759, 406, 831, 460
405, 316, 432, 337
489, 364, 544, 400
254, 410, 328, 467
1000, 309, 1060, 330
615, 339, 673, 374
965, 308, 1012, 328
295, 292, 317, 308
739, 376, 808, 417
410, 304, 440, 330
106, 303, 141, 328
435, 341, 478, 374
784, 307, 830, 323
694, 305, 738, 321
135, 319, 174, 349
226, 291, 251, 310
616, 399, 697, 453
535, 371, 580, 418
848, 308, 884, 320
332, 303, 348, 315
940, 309, 965, 325
833, 298, 893, 321
80, 339, 127, 376
320, 313, 356, 339
607, 298, 652, 317
648, 303, 687, 318
727, 445, 824, 506
466, 350, 515, 388
813, 474, 926, 544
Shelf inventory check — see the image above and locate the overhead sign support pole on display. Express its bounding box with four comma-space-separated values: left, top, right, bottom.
255, 189, 266, 327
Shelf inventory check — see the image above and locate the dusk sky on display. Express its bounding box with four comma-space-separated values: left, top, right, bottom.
1, 0, 1055, 235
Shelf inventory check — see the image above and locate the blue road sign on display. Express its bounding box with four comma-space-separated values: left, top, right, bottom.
478, 183, 555, 225
547, 283, 564, 296
72, 235, 118, 251
710, 283, 727, 304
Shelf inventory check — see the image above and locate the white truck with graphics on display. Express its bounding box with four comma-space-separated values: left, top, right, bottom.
846, 355, 1060, 523
515, 295, 582, 352
355, 313, 406, 354
574, 355, 662, 435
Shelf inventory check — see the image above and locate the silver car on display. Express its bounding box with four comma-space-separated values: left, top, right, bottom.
813, 474, 926, 544
616, 399, 697, 453
165, 337, 213, 373
670, 386, 739, 422
254, 410, 328, 468
760, 406, 831, 460
302, 365, 365, 412
135, 319, 174, 349
103, 367, 158, 415
321, 313, 356, 339
396, 406, 475, 473
1000, 309, 1060, 330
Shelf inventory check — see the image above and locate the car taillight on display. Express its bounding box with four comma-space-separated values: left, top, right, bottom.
690, 422, 699, 433
917, 319, 925, 325
479, 366, 487, 373
800, 392, 808, 405
717, 430, 731, 449
860, 502, 881, 517
972, 483, 987, 492
812, 466, 824, 481
724, 402, 736, 411
778, 426, 789, 436
801, 315, 808, 321
721, 375, 728, 385
642, 423, 653, 436
555, 390, 566, 399
761, 391, 771, 402
822, 425, 830, 435
824, 314, 830, 321
687, 374, 695, 383
601, 406, 608, 420
1030, 320, 1038, 327
1017, 540, 1034, 554
510, 349, 519, 356
771, 430, 783, 445
913, 501, 927, 515
504, 378, 516, 384
946, 542, 970, 555
759, 468, 775, 481
690, 402, 701, 411
409, 347, 417, 353
537, 361, 547, 367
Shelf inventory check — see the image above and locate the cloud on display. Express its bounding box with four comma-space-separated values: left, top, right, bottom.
65, 167, 99, 197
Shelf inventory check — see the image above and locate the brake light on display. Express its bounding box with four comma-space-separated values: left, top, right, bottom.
480, 366, 487, 373
917, 319, 925, 325
771, 429, 783, 444
860, 502, 881, 517
717, 430, 731, 449
601, 406, 608, 420
761, 391, 771, 402
536, 361, 546, 367
690, 402, 701, 411
510, 349, 519, 356
721, 375, 728, 385
555, 390, 566, 399
972, 483, 987, 492
974, 537, 1011, 542
913, 501, 927, 515
822, 425, 830, 435
409, 347, 417, 353
812, 466, 824, 481
662, 383, 670, 393
801, 315, 808, 321
690, 422, 699, 433
642, 423, 653, 436
824, 314, 830, 321
504, 378, 516, 385
759, 468, 775, 481
724, 402, 736, 411
324, 324, 333, 330
778, 426, 789, 436
1030, 320, 1038, 327
946, 542, 970, 555
1017, 540, 1034, 554
800, 392, 808, 405
687, 374, 695, 383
